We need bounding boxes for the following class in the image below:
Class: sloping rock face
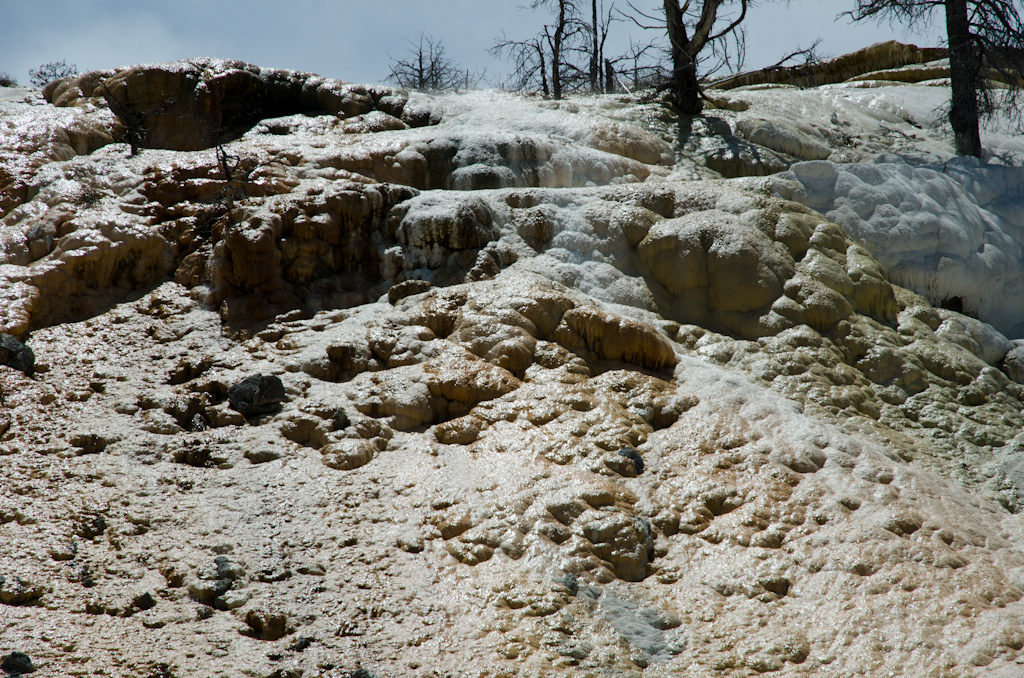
[43,58,409,151]
[4,57,1024,678]
[768,159,1024,337]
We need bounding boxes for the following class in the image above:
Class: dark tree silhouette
[387,33,466,91]
[494,0,587,99]
[537,0,587,99]
[848,0,1024,157]
[663,0,750,113]
[29,60,77,89]
[492,34,552,96]
[586,1,620,91]
[624,1,751,113]
[0,72,18,87]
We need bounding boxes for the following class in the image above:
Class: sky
[1,1,943,88]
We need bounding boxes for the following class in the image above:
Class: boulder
[0,334,34,376]
[227,374,286,417]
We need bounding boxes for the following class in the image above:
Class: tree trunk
[418,47,426,91]
[945,0,982,156]
[665,0,702,114]
[605,58,614,93]
[539,43,550,98]
[552,2,566,100]
[591,0,600,91]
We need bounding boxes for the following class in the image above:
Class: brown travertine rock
[553,306,676,369]
[708,40,947,90]
[45,58,409,152]
[424,349,521,406]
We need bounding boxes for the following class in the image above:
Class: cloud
[2,0,944,88]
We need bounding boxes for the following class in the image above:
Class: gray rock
[1004,345,1024,384]
[228,374,286,417]
[0,334,34,376]
[1,652,34,674]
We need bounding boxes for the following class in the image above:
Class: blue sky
[1,1,941,87]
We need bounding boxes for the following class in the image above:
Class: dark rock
[214,556,246,581]
[73,514,107,539]
[617,447,645,475]
[604,447,645,477]
[228,374,286,417]
[0,334,34,377]
[1,652,34,674]
[288,637,315,653]
[147,663,174,678]
[69,432,116,455]
[350,669,378,678]
[332,409,351,432]
[133,591,157,611]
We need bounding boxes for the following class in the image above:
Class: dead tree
[610,37,665,91]
[495,0,587,99]
[586,1,621,91]
[100,83,152,156]
[625,1,750,113]
[387,33,465,91]
[848,0,1024,158]
[492,34,552,96]
[537,0,587,99]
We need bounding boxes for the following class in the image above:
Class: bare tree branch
[387,32,466,92]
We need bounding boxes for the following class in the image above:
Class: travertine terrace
[3,46,1024,677]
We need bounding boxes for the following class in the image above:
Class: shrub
[29,60,77,89]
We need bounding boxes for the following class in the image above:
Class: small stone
[0,334,34,376]
[331,409,351,432]
[288,636,315,653]
[604,447,644,477]
[69,432,116,455]
[1,652,34,674]
[132,591,157,611]
[214,556,246,581]
[243,608,293,641]
[217,589,251,610]
[227,374,286,417]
